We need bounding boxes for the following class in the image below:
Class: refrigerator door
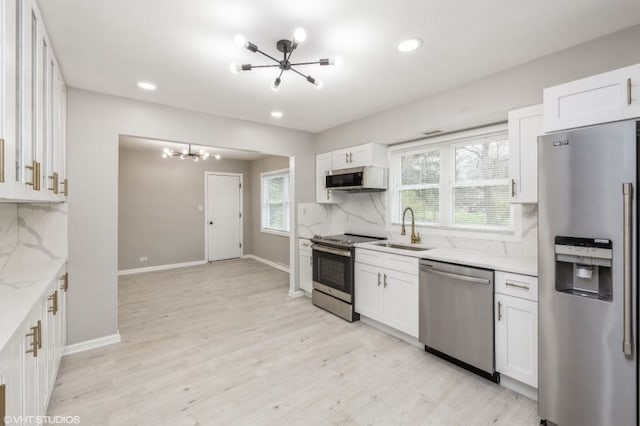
[539,120,638,426]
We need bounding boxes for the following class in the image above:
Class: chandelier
[162,144,220,162]
[230,28,342,91]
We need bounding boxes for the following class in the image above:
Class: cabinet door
[347,144,373,168]
[316,152,342,204]
[56,271,67,364]
[382,269,419,337]
[508,104,542,204]
[55,67,66,198]
[495,293,538,388]
[298,248,313,293]
[354,262,383,321]
[21,313,40,418]
[544,63,640,132]
[330,148,350,170]
[0,333,24,423]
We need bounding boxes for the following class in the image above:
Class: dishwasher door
[419,260,495,378]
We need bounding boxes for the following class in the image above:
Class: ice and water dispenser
[554,237,613,301]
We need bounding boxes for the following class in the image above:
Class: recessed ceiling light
[397,38,423,53]
[137,81,157,91]
[270,111,283,119]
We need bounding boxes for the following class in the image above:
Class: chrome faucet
[401,207,421,244]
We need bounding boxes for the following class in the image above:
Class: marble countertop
[355,241,537,276]
[0,246,66,350]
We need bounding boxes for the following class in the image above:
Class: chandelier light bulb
[271,78,281,92]
[234,34,247,48]
[293,28,307,43]
[334,56,344,67]
[314,79,323,89]
[230,63,240,74]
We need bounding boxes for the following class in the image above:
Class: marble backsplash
[0,202,68,271]
[298,195,538,257]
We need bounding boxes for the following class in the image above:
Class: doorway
[205,172,243,261]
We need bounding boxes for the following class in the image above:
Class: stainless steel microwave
[325,166,388,192]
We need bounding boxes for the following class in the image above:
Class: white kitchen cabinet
[543,63,640,132]
[355,262,383,321]
[0,0,67,202]
[0,265,68,420]
[355,249,419,338]
[495,293,538,388]
[315,152,342,204]
[331,143,388,170]
[508,104,543,204]
[381,269,419,337]
[298,239,313,293]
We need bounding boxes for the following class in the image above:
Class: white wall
[315,25,640,152]
[67,89,314,344]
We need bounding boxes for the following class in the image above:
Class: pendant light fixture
[162,144,220,161]
[230,28,342,91]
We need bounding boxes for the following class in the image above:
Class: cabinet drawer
[298,239,312,251]
[356,248,382,267]
[495,271,538,302]
[384,253,419,275]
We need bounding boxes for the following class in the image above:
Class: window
[261,169,290,235]
[391,128,512,232]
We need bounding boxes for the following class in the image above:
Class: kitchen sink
[373,242,429,251]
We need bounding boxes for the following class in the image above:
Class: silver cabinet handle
[511,178,516,197]
[423,268,490,285]
[498,301,502,321]
[349,152,353,163]
[377,272,381,287]
[628,78,632,105]
[505,281,530,291]
[309,255,312,266]
[623,183,633,356]
[345,153,348,163]
[383,273,388,288]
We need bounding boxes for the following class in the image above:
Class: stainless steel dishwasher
[419,259,498,382]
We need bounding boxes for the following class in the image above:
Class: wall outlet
[139,256,148,262]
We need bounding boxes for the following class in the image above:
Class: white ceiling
[119,136,266,161]
[39,0,640,133]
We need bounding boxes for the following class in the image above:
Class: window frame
[389,124,520,238]
[260,168,290,237]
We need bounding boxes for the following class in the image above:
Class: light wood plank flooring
[48,259,538,425]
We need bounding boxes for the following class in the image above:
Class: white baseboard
[118,260,207,276]
[288,290,306,298]
[64,332,121,356]
[500,374,538,401]
[360,316,424,350]
[242,254,290,273]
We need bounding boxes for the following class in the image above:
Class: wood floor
[48,259,539,425]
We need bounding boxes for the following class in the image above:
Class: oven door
[312,244,354,303]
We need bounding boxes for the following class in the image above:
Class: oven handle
[312,244,352,258]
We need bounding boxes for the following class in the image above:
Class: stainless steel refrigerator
[539,120,639,426]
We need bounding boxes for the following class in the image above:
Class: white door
[495,293,538,388]
[206,174,242,261]
[382,269,419,337]
[354,262,383,322]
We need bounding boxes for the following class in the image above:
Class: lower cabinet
[0,266,68,422]
[495,292,538,388]
[298,239,313,293]
[355,261,418,337]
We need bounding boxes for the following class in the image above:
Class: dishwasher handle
[421,267,491,285]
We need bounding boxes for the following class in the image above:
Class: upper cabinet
[316,143,387,204]
[0,0,67,202]
[331,143,388,170]
[508,104,543,204]
[543,63,640,133]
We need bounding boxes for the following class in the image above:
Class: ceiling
[119,136,266,161]
[39,0,640,133]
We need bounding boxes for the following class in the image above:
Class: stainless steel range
[310,233,383,322]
